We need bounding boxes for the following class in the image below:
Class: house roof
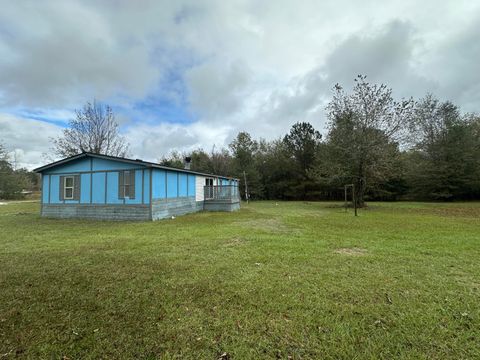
[34,152,239,180]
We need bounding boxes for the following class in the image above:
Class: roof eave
[34,152,240,180]
[33,153,88,173]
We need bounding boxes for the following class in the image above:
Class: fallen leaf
[385,293,393,304]
[218,352,230,360]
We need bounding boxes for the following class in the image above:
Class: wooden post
[352,183,357,217]
[344,183,357,216]
[243,170,249,204]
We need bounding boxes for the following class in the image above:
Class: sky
[1,0,480,169]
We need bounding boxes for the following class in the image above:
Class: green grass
[1,201,479,359]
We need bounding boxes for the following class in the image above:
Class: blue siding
[42,175,49,203]
[188,174,195,197]
[80,173,90,203]
[125,170,143,204]
[143,169,150,204]
[50,175,61,203]
[152,169,166,199]
[92,172,106,204]
[39,154,236,211]
[41,168,151,205]
[64,199,79,204]
[167,171,178,198]
[152,171,195,199]
[179,173,188,197]
[45,158,91,174]
[106,172,122,204]
[45,157,145,174]
[92,157,141,171]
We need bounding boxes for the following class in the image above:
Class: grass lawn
[1,201,479,359]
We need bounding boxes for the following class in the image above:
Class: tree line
[160,76,480,205]
[41,76,480,205]
[0,144,39,199]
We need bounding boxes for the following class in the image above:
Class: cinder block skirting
[151,197,203,220]
[41,204,151,221]
[41,198,239,221]
[204,200,240,212]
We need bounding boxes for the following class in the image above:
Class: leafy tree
[229,132,263,199]
[209,146,233,178]
[158,150,184,169]
[52,100,129,158]
[283,122,322,177]
[0,143,27,199]
[315,76,414,206]
[158,149,214,173]
[280,122,323,199]
[406,96,480,200]
[256,139,298,199]
[188,149,216,173]
[159,147,234,177]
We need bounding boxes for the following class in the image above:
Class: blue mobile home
[34,153,240,221]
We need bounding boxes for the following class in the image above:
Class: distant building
[34,153,240,221]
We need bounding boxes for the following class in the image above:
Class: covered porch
[203,185,241,211]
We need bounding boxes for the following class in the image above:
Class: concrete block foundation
[41,204,150,221]
[151,197,203,220]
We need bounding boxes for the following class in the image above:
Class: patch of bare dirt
[235,218,292,233]
[224,236,246,247]
[427,207,480,218]
[334,247,368,256]
[401,206,480,218]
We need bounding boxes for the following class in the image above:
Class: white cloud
[1,0,480,169]
[185,60,252,118]
[0,1,160,107]
[0,114,62,169]
[124,121,232,162]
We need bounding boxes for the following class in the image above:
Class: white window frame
[64,176,74,200]
[123,170,131,198]
[205,178,214,200]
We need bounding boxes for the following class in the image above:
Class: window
[60,175,80,201]
[119,170,135,199]
[123,170,131,198]
[205,178,214,199]
[205,178,214,187]
[64,176,74,200]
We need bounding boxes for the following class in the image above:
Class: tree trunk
[355,160,367,207]
[355,177,367,208]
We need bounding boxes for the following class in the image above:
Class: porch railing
[204,185,240,202]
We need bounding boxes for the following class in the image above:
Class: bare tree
[51,100,129,158]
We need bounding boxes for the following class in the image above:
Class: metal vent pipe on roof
[184,156,192,170]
